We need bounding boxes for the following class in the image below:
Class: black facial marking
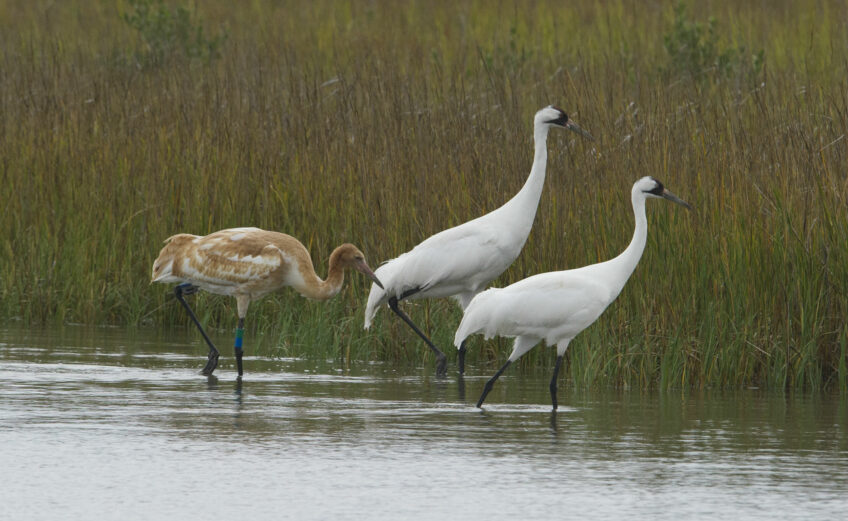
[545,108,569,126]
[644,178,665,196]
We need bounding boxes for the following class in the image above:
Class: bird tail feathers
[364,282,387,329]
[365,257,406,328]
[453,288,502,347]
[453,309,481,348]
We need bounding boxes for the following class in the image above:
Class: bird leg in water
[550,355,564,411]
[174,283,220,375]
[387,295,447,376]
[457,339,468,375]
[476,360,512,408]
[234,317,244,377]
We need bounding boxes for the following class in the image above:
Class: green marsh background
[0,0,846,390]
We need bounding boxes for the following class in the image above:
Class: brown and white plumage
[152,227,379,305]
[151,227,382,376]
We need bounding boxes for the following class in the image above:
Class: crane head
[638,176,692,210]
[536,105,594,141]
[333,244,385,289]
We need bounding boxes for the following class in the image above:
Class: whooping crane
[364,106,593,375]
[454,176,691,409]
[151,227,383,376]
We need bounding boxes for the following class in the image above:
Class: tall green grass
[0,0,846,390]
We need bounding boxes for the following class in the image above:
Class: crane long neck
[608,190,649,291]
[298,256,345,301]
[504,124,550,216]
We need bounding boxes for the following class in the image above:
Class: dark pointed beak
[356,260,384,289]
[565,120,594,141]
[661,189,692,210]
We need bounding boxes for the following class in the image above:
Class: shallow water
[1,326,845,520]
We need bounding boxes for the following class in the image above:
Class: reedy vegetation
[0,0,846,390]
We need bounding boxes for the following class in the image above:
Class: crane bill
[661,189,692,210]
[357,261,385,289]
[566,120,594,141]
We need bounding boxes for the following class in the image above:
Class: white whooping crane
[151,227,383,376]
[454,176,691,409]
[364,106,593,375]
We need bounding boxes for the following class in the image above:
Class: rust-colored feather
[151,227,369,301]
[151,227,381,376]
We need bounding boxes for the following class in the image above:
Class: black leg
[388,296,447,376]
[200,356,219,376]
[476,360,512,408]
[457,374,466,401]
[174,284,219,375]
[458,339,468,375]
[550,355,564,411]
[234,317,245,377]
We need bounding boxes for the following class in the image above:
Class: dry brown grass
[1,0,846,389]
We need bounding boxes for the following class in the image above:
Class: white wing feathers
[364,216,521,328]
[454,271,613,347]
[400,216,520,294]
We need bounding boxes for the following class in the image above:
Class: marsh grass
[0,0,846,390]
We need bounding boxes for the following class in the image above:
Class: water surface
[1,326,845,520]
